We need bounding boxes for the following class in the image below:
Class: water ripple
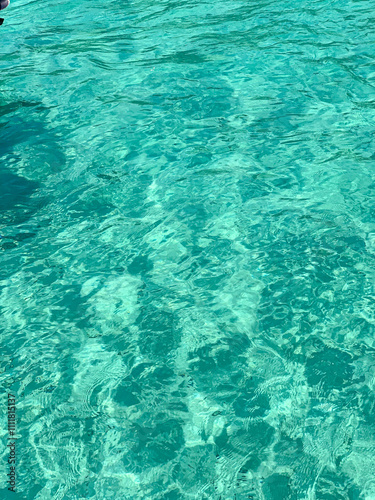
[1,0,375,498]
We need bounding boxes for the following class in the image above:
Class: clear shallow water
[1,0,375,498]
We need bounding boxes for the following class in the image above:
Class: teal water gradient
[1,0,375,498]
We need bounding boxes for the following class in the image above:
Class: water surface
[1,0,375,498]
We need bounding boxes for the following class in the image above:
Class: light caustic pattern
[1,0,375,498]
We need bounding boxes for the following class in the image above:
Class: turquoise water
[1,0,375,498]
